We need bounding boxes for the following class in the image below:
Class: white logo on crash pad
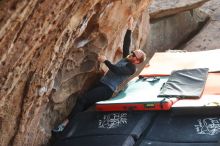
[98,113,127,129]
[195,118,220,135]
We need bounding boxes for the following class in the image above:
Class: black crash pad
[140,112,220,145]
[171,106,220,116]
[54,135,135,146]
[59,111,155,140]
[158,68,209,98]
[139,140,220,146]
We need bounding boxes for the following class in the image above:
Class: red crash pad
[140,49,220,77]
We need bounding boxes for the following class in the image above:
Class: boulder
[184,0,220,51]
[146,0,209,52]
[149,0,210,20]
[0,0,151,145]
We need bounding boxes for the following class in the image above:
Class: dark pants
[67,82,113,120]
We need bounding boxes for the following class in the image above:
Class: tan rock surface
[146,0,210,52]
[0,0,151,146]
[150,0,210,20]
[147,9,208,52]
[184,0,220,51]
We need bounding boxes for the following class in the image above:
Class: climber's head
[127,49,146,64]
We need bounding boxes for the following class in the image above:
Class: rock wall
[0,0,152,146]
[147,9,209,52]
[149,0,209,20]
[146,0,210,52]
[184,0,220,51]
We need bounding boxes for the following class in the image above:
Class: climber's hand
[98,55,107,63]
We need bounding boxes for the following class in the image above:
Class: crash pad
[140,49,220,77]
[141,112,220,145]
[172,95,220,107]
[158,68,208,99]
[53,135,135,146]
[96,77,178,111]
[202,73,220,95]
[58,111,155,140]
[172,73,220,109]
[139,140,219,146]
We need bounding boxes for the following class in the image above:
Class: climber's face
[127,52,140,64]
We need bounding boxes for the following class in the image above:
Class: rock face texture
[0,0,151,146]
[149,0,209,20]
[147,9,209,52]
[184,0,220,51]
[146,0,209,52]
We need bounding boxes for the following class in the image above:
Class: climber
[52,17,146,133]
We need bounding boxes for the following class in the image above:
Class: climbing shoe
[52,123,66,133]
